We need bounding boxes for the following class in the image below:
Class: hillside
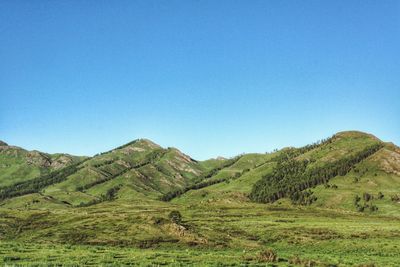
[0,138,229,207]
[0,131,399,266]
[0,141,85,187]
[172,132,398,207]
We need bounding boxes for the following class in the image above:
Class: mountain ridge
[2,130,398,208]
[1,130,400,266]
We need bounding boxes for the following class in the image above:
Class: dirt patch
[373,148,400,175]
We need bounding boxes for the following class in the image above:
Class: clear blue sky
[1,1,399,160]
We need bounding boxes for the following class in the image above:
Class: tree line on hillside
[198,157,242,181]
[273,136,333,162]
[160,177,228,201]
[0,158,90,201]
[93,140,141,157]
[77,149,167,191]
[160,156,242,201]
[250,143,383,203]
[289,189,318,205]
[91,159,116,168]
[77,185,122,207]
[160,136,335,202]
[0,148,168,202]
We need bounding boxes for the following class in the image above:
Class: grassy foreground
[1,200,399,266]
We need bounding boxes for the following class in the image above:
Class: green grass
[40,140,213,205]
[1,200,399,266]
[0,145,84,187]
[0,152,45,187]
[0,242,261,266]
[1,131,400,266]
[311,147,400,216]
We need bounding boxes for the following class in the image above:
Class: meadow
[1,199,399,266]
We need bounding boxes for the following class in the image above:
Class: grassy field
[1,198,399,266]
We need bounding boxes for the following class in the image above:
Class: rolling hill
[0,141,85,187]
[0,131,399,266]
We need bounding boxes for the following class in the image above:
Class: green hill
[172,131,399,210]
[0,138,227,206]
[0,141,85,187]
[0,131,399,266]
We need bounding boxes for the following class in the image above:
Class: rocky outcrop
[26,151,52,167]
[50,155,75,169]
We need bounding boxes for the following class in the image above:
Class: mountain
[0,138,228,206]
[172,131,400,215]
[0,131,399,266]
[39,138,220,206]
[0,141,85,187]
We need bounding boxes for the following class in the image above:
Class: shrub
[257,248,277,262]
[3,256,21,261]
[391,194,400,202]
[152,216,166,225]
[168,211,182,224]
[377,192,384,199]
[363,192,373,202]
[354,195,361,205]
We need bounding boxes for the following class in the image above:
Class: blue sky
[1,1,399,160]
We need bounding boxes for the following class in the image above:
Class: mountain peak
[333,130,381,141]
[112,138,162,152]
[132,138,161,149]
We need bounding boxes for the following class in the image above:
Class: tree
[354,195,361,205]
[168,211,182,224]
[250,143,382,203]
